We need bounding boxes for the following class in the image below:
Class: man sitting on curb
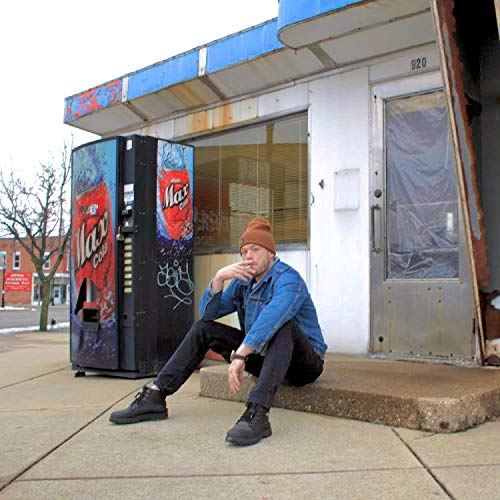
[110,217,327,446]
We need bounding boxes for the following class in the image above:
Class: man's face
[240,243,274,281]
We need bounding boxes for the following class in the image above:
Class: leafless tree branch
[0,141,72,330]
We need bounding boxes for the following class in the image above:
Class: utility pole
[0,251,6,308]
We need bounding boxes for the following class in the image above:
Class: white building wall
[308,68,370,353]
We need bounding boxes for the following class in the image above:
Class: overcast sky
[0,0,278,178]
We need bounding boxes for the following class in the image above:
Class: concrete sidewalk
[1,332,500,499]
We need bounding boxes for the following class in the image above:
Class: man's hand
[211,260,254,293]
[228,359,246,394]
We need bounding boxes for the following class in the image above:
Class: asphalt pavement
[0,305,69,331]
[1,328,500,499]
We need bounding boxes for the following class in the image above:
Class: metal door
[370,73,475,361]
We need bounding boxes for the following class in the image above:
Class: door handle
[371,204,381,254]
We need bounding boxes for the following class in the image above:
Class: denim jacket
[199,258,327,357]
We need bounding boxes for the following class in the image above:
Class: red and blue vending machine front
[70,135,194,377]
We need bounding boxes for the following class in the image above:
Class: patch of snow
[0,306,34,311]
[0,322,69,335]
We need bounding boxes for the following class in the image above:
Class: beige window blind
[190,113,308,254]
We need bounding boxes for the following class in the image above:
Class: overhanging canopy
[64,0,433,136]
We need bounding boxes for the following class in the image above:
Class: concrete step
[199,354,500,433]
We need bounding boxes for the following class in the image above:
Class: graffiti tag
[157,260,194,309]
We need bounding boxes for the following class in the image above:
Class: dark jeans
[153,320,324,409]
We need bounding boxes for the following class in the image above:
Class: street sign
[0,251,6,270]
[4,272,32,292]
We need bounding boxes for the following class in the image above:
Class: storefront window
[385,92,459,279]
[189,113,308,253]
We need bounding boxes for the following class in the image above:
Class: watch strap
[230,350,247,363]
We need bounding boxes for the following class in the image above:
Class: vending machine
[70,135,194,378]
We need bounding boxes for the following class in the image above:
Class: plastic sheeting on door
[386,91,459,279]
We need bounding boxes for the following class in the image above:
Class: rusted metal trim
[430,0,487,361]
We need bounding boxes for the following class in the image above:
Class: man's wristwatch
[230,350,247,363]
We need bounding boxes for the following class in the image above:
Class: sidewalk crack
[0,367,67,391]
[392,427,455,499]
[12,466,426,482]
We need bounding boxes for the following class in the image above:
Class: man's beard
[253,259,271,281]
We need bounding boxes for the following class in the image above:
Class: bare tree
[0,142,71,330]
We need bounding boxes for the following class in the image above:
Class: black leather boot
[225,403,272,446]
[109,386,168,424]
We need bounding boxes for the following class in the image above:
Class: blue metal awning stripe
[206,19,284,73]
[127,50,200,101]
[277,0,367,34]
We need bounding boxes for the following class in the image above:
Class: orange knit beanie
[239,217,276,254]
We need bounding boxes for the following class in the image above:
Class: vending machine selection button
[124,266,132,272]
[124,252,132,258]
[124,259,132,265]
[124,287,132,294]
[124,280,132,286]
[124,274,132,279]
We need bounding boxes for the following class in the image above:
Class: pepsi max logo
[163,183,189,210]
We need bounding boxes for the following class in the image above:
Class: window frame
[43,252,51,270]
[13,251,21,270]
[187,111,310,255]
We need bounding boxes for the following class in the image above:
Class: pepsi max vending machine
[70,135,194,378]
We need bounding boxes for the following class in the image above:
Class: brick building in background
[0,237,69,306]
